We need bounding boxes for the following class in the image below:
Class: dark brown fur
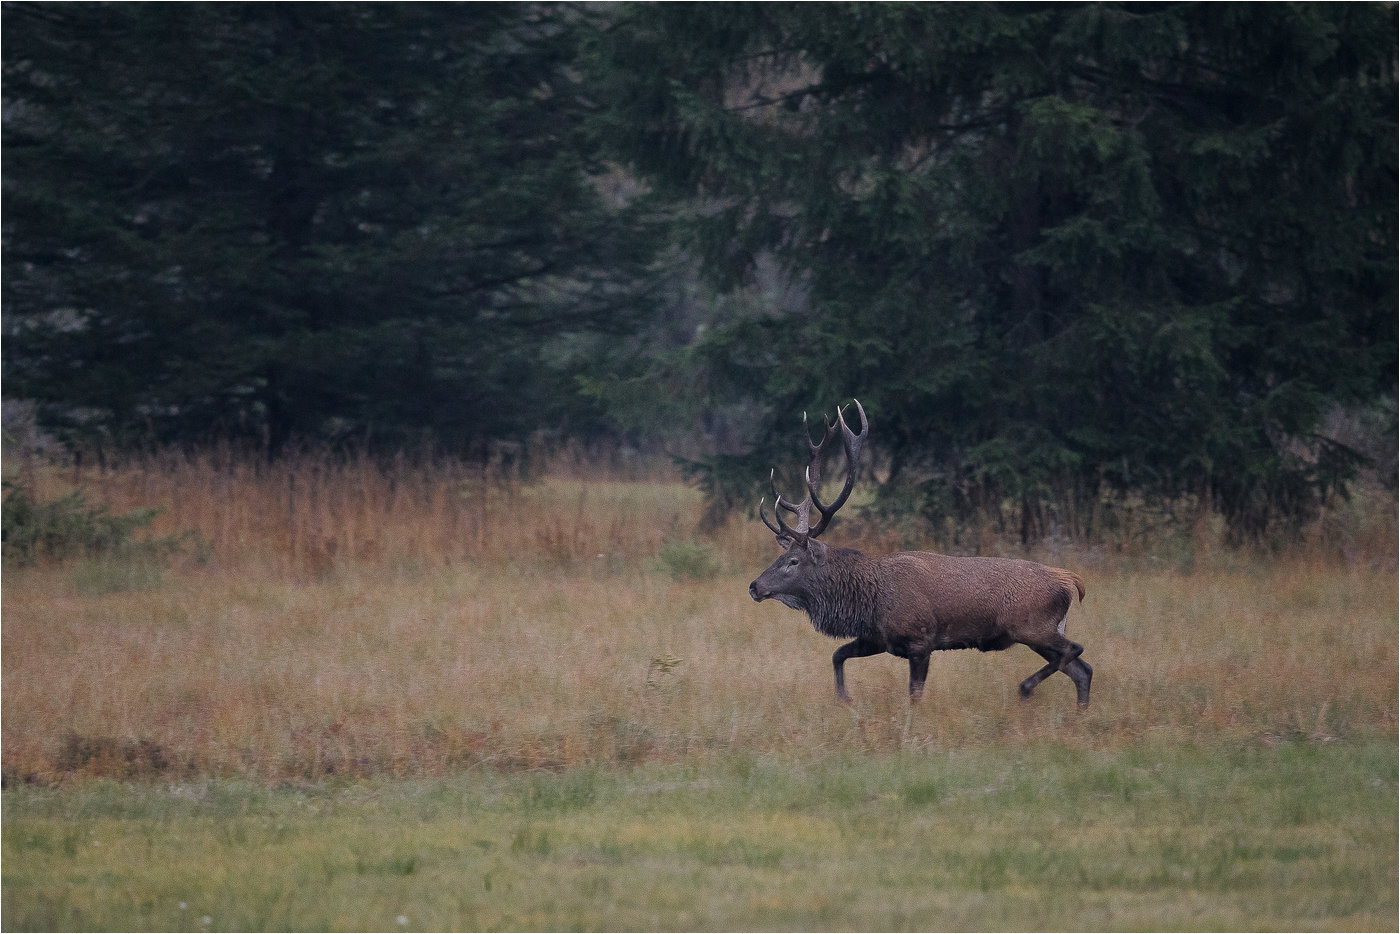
[749,538,1092,706]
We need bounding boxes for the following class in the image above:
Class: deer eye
[787,557,800,567]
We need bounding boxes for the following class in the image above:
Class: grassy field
[4,743,1395,931]
[2,455,1397,929]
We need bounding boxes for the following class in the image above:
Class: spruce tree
[592,2,1397,538]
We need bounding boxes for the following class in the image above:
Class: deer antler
[759,400,868,543]
[807,400,867,537]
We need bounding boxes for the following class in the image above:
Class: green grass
[4,740,1395,931]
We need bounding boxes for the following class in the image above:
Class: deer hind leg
[1019,637,1092,708]
[832,638,884,704]
[1068,656,1093,708]
[1046,634,1091,707]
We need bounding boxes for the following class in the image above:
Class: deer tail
[1051,568,1086,603]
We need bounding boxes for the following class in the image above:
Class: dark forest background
[4,2,1395,543]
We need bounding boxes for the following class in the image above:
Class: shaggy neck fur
[800,549,877,640]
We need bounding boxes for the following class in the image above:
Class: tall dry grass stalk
[16,448,707,576]
[2,453,1396,784]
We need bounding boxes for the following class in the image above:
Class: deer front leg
[832,638,884,703]
[1019,646,1060,699]
[908,653,931,703]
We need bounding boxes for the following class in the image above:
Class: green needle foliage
[590,3,1397,541]
[3,3,663,455]
[0,480,171,565]
[4,3,1394,545]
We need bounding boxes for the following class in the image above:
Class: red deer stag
[748,401,1093,707]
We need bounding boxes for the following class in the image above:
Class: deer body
[748,401,1093,707]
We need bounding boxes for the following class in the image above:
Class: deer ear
[807,538,829,565]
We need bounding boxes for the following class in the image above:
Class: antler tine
[803,410,837,459]
[803,409,837,498]
[766,470,806,541]
[807,399,868,538]
[757,497,784,537]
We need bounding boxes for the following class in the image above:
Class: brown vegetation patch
[2,733,191,785]
[1,460,1395,785]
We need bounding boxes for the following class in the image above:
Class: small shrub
[1,481,185,566]
[654,540,722,581]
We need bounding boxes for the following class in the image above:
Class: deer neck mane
[802,547,876,640]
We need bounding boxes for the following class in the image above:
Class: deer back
[871,552,1082,643]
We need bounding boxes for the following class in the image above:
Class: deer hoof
[1018,681,1036,700]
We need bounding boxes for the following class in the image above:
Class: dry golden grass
[14,446,698,573]
[2,454,1396,783]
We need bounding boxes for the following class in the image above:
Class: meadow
[2,451,1397,930]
